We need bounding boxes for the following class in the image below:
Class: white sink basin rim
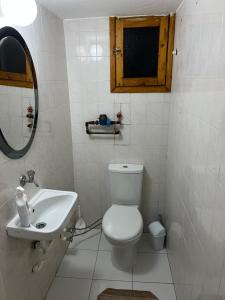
[7,189,78,241]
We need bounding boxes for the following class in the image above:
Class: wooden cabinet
[110,15,175,93]
[0,36,34,88]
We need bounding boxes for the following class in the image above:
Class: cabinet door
[115,16,169,88]
[0,36,34,88]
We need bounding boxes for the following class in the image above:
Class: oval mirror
[0,27,38,159]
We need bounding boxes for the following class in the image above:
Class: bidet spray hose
[69,217,103,231]
[70,222,102,237]
[65,217,103,240]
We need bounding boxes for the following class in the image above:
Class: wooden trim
[119,77,159,86]
[115,18,124,87]
[26,55,34,84]
[0,71,27,82]
[109,15,176,93]
[122,16,161,27]
[157,16,169,85]
[165,15,176,91]
[0,49,34,89]
[110,17,116,92]
[115,16,169,87]
[111,85,170,93]
[0,80,33,88]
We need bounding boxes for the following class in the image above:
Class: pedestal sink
[6,189,78,241]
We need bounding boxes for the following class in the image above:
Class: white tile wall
[166,0,225,299]
[0,4,74,300]
[64,17,170,228]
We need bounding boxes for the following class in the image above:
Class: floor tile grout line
[71,249,168,255]
[70,249,167,254]
[56,274,173,285]
[68,249,100,253]
[97,249,167,254]
[90,279,133,283]
[133,280,174,284]
[88,278,94,300]
[137,251,168,255]
[137,251,168,254]
[56,274,134,282]
[133,280,176,285]
[166,252,175,285]
[132,263,134,290]
[88,230,103,300]
[92,277,133,283]
[55,274,93,280]
[97,230,103,251]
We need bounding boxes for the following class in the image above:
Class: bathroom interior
[0,0,224,299]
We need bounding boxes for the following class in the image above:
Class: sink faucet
[19,170,39,187]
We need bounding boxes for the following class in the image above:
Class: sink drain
[36,222,47,229]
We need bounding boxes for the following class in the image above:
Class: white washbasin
[7,189,78,241]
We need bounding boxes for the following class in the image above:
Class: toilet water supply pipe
[64,217,103,241]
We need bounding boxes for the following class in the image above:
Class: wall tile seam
[173,183,213,255]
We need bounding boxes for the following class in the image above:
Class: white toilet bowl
[103,204,143,270]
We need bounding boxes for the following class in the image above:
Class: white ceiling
[37,0,182,20]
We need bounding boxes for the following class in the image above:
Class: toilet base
[111,245,136,271]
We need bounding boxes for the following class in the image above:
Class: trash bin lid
[148,221,166,237]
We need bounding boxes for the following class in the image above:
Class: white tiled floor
[94,251,132,281]
[46,230,176,300]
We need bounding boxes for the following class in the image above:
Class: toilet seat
[103,205,143,242]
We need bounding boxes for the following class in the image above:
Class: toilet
[102,164,144,270]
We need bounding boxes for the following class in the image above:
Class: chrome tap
[19,170,39,187]
[27,170,39,187]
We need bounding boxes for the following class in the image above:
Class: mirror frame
[0,26,38,159]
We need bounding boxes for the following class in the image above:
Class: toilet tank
[108,164,144,206]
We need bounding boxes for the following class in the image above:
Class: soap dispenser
[16,186,30,227]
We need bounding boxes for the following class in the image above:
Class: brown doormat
[97,289,159,300]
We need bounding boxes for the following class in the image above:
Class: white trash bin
[148,221,166,251]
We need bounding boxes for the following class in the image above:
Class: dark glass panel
[123,26,160,78]
[0,36,26,74]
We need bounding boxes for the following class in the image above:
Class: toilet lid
[103,205,143,241]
